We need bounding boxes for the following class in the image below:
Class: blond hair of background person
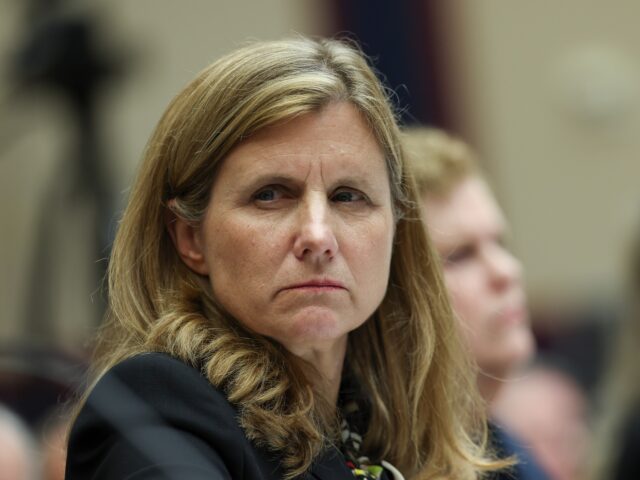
[65,38,509,480]
[403,127,549,480]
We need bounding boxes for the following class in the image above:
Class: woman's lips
[497,304,528,326]
[279,279,346,293]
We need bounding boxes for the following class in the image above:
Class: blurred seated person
[589,220,640,480]
[0,403,39,480]
[492,362,590,480]
[403,127,549,480]
[65,38,510,480]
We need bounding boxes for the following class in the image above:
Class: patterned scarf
[338,379,404,480]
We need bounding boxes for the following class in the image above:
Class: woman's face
[423,176,534,378]
[191,102,395,356]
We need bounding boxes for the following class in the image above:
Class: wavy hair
[79,37,502,479]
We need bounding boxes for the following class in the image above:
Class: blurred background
[1,1,639,479]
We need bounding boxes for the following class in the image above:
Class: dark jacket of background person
[488,423,551,480]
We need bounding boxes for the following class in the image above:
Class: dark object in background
[533,304,614,398]
[0,345,86,428]
[329,0,454,128]
[10,0,126,340]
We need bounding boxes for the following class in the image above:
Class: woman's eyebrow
[327,175,386,193]
[230,174,301,196]
[230,171,387,197]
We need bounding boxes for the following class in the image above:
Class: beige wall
[442,1,640,310]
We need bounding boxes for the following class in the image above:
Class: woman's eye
[445,245,474,265]
[253,186,283,203]
[331,189,366,203]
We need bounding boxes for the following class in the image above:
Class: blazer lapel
[306,446,353,480]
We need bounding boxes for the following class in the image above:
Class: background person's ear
[165,201,209,275]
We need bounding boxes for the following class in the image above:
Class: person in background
[588,221,640,480]
[0,403,39,480]
[492,362,591,480]
[403,127,549,480]
[65,38,509,479]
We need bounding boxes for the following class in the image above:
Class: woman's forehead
[215,103,387,181]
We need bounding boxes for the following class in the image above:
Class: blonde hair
[402,127,480,198]
[80,37,501,479]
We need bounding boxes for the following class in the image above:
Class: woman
[401,128,535,402]
[402,127,550,480]
[66,37,502,479]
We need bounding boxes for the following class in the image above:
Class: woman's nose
[292,195,339,263]
[486,245,522,289]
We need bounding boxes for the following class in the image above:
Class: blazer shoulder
[110,352,210,389]
[87,352,239,432]
[68,353,273,479]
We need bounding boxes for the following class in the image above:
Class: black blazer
[66,353,357,479]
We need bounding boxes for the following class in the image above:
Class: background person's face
[197,102,395,356]
[423,176,534,377]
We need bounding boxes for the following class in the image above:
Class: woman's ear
[165,200,209,275]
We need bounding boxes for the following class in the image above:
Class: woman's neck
[289,335,348,405]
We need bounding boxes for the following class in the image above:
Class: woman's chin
[272,310,360,355]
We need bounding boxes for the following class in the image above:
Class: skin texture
[423,176,534,399]
[171,102,395,402]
